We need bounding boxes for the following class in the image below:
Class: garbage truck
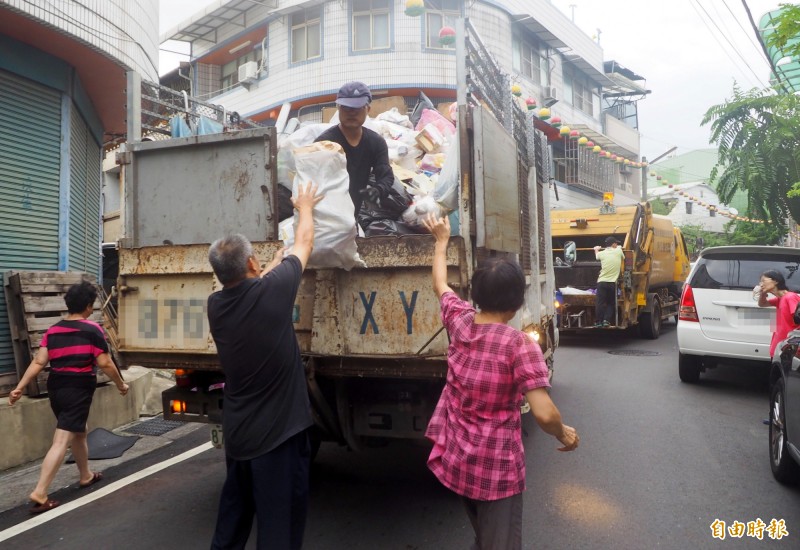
[111,20,557,452]
[550,199,690,339]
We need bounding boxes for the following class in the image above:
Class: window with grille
[353,0,390,51]
[564,65,600,118]
[220,50,262,92]
[291,8,322,63]
[425,0,460,50]
[512,35,546,85]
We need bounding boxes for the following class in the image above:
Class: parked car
[769,331,800,484]
[677,245,800,383]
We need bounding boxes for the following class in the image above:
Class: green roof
[647,148,748,212]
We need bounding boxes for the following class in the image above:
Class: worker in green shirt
[593,236,625,327]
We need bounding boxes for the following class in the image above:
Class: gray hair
[208,234,254,285]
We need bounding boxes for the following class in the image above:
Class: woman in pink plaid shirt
[423,214,579,550]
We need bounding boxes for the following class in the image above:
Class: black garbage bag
[358,176,413,232]
[277,184,294,222]
[364,219,428,237]
[410,91,436,128]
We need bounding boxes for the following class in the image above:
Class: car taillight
[679,284,699,322]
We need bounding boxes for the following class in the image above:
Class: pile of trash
[278,94,460,270]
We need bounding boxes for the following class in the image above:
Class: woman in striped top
[8,281,129,514]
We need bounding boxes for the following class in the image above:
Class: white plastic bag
[401,195,443,226]
[277,123,333,189]
[432,137,459,212]
[377,107,413,128]
[287,142,366,270]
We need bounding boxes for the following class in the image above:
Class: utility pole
[641,146,678,202]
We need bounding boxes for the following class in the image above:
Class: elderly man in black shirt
[315,81,394,219]
[207,182,323,550]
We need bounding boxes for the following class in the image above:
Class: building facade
[648,182,732,233]
[0,0,160,388]
[162,0,648,207]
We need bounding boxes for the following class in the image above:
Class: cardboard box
[415,123,445,153]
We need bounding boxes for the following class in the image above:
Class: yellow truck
[551,201,690,339]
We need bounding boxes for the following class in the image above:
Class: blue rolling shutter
[68,105,101,275]
[0,70,62,375]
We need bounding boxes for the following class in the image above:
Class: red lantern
[439,26,456,46]
[525,97,537,110]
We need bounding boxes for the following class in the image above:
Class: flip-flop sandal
[29,499,61,514]
[79,472,103,488]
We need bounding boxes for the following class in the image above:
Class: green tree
[679,220,785,256]
[650,197,675,216]
[722,219,785,245]
[702,86,800,224]
[763,4,800,62]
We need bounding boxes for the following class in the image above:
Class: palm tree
[702,86,800,224]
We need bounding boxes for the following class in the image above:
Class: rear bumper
[677,321,771,363]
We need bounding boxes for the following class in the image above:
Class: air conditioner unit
[543,86,558,107]
[238,61,259,84]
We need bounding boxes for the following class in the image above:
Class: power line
[721,0,772,66]
[740,0,794,94]
[160,47,191,56]
[691,0,769,88]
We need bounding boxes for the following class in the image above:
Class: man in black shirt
[208,182,323,550]
[315,81,394,218]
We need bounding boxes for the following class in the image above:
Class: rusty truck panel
[121,128,278,249]
[116,238,465,369]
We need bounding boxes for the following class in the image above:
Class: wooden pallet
[3,271,100,397]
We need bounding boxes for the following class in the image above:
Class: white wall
[5,0,160,81]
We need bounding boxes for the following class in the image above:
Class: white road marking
[0,441,213,543]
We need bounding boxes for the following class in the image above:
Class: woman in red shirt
[423,214,579,550]
[757,269,800,358]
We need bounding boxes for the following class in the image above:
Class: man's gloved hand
[359,185,381,204]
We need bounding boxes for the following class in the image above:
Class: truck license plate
[211,424,224,449]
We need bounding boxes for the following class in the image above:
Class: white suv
[677,245,800,383]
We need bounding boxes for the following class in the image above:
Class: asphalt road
[1,321,798,549]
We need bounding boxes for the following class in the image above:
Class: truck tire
[678,353,701,383]
[638,301,661,339]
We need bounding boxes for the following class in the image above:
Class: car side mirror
[564,241,577,266]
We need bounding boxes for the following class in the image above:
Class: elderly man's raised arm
[290,181,324,271]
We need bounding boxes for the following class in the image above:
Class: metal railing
[127,73,262,141]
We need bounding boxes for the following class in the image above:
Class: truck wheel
[678,353,701,383]
[638,301,661,339]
